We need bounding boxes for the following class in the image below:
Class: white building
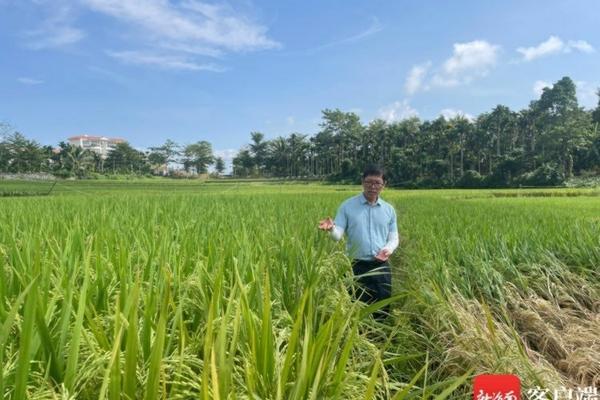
[67,135,125,158]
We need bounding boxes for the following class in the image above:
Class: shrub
[456,170,485,188]
[515,163,565,187]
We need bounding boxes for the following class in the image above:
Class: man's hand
[318,217,334,231]
[374,249,391,262]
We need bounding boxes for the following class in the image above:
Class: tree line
[1,76,599,186]
[233,76,600,187]
[0,128,225,178]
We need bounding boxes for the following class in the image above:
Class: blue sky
[1,0,599,163]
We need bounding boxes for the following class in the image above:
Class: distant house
[67,135,125,158]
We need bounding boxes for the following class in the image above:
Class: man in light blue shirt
[319,165,399,319]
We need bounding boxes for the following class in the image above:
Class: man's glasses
[363,180,384,188]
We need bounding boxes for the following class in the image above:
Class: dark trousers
[351,259,392,319]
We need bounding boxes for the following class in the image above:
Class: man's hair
[362,164,386,181]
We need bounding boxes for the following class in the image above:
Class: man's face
[362,174,385,197]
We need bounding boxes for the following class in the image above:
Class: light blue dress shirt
[333,193,398,260]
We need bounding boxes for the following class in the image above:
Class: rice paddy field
[1,180,599,399]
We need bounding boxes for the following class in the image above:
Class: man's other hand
[374,249,390,262]
[318,217,334,231]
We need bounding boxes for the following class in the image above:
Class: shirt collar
[361,193,381,206]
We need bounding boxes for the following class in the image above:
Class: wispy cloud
[334,16,383,44]
[568,40,595,53]
[17,77,44,85]
[517,36,595,61]
[107,50,226,71]
[157,42,224,58]
[23,3,85,49]
[377,99,419,122]
[405,62,431,95]
[302,16,383,53]
[82,0,279,53]
[25,26,84,49]
[19,0,279,71]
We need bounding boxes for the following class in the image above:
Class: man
[318,165,399,319]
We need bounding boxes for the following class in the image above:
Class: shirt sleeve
[330,203,347,241]
[330,225,344,241]
[381,231,399,253]
[381,207,399,253]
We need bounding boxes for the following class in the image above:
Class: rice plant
[0,182,598,398]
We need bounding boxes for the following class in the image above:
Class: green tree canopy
[182,141,214,174]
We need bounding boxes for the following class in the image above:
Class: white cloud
[107,50,226,71]
[431,40,499,88]
[23,3,85,49]
[377,100,419,122]
[401,41,499,94]
[517,36,563,61]
[214,148,238,161]
[405,62,431,95]
[532,79,598,108]
[442,41,499,75]
[517,36,595,61]
[533,80,551,97]
[439,108,474,121]
[81,0,279,53]
[26,26,85,49]
[20,0,279,72]
[213,148,238,173]
[575,80,599,109]
[567,40,595,54]
[158,42,223,58]
[17,77,44,85]
[286,116,295,126]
